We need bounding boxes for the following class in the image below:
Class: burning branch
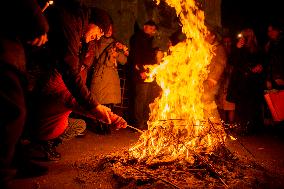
[42,0,53,13]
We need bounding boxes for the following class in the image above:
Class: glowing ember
[129,0,226,163]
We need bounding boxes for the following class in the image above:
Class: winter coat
[227,47,265,103]
[41,1,99,111]
[265,37,284,89]
[128,30,157,83]
[90,37,127,104]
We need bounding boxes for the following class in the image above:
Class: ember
[74,150,279,188]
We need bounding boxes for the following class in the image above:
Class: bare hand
[123,50,129,56]
[109,112,127,129]
[92,104,111,124]
[27,33,48,47]
[275,79,284,86]
[115,42,129,56]
[266,81,272,90]
[140,72,147,80]
[251,64,263,73]
[109,47,118,58]
[236,38,245,48]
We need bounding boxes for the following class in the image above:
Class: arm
[133,34,156,72]
[115,42,128,65]
[116,50,128,65]
[207,44,227,84]
[51,9,99,111]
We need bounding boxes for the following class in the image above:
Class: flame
[129,0,226,163]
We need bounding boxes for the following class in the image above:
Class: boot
[40,139,61,161]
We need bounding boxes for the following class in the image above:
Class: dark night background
[222,0,284,45]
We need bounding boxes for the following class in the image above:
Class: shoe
[76,129,87,138]
[41,140,61,161]
[15,161,48,178]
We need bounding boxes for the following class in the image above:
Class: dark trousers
[0,66,27,183]
[134,81,161,129]
[26,92,72,141]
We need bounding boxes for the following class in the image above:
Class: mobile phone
[237,33,243,39]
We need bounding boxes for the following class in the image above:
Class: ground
[7,124,284,189]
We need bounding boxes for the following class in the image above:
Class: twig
[158,119,184,121]
[193,152,229,188]
[167,125,229,188]
[221,122,256,158]
[126,125,144,133]
[235,138,256,158]
[125,163,182,189]
[208,118,226,146]
[42,1,53,12]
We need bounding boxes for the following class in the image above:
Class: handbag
[264,90,284,121]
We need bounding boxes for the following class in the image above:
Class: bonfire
[129,0,226,164]
[74,0,277,188]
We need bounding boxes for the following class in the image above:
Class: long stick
[42,2,50,12]
[126,125,144,133]
[42,1,53,13]
[221,122,256,158]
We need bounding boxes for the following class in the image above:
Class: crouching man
[26,0,127,161]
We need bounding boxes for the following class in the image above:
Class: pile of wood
[74,146,279,188]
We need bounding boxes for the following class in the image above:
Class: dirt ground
[7,124,284,189]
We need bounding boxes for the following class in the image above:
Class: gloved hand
[109,112,127,129]
[92,104,111,124]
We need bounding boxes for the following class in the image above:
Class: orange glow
[129,0,226,163]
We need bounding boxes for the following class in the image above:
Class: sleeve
[132,35,144,71]
[116,51,127,65]
[132,34,156,72]
[208,44,227,83]
[54,11,99,111]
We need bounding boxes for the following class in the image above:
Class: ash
[73,145,281,189]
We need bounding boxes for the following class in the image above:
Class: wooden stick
[41,2,50,12]
[126,125,144,133]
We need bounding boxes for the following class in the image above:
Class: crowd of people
[218,23,284,135]
[1,0,283,188]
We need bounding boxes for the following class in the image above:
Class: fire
[129,0,226,163]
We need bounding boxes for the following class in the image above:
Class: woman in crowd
[227,28,265,134]
[265,22,284,90]
[88,20,129,134]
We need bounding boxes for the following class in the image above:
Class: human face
[105,25,113,38]
[143,25,156,36]
[268,26,280,41]
[205,31,216,44]
[85,24,104,43]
